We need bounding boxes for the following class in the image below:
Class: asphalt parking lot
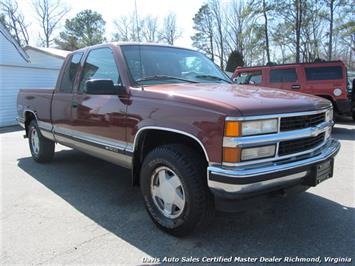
[1,117,354,265]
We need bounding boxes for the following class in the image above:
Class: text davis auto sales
[142,256,352,264]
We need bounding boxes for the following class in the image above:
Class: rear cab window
[59,52,83,93]
[305,66,343,81]
[269,68,297,83]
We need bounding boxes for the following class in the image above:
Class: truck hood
[144,83,332,116]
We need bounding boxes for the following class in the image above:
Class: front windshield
[121,45,231,85]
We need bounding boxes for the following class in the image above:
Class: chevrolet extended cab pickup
[17,43,340,236]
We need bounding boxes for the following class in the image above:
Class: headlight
[333,88,342,96]
[325,109,333,122]
[223,118,278,163]
[241,119,278,136]
[241,145,276,161]
[225,119,278,137]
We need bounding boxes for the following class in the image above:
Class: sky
[17,0,209,48]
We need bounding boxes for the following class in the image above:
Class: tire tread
[28,120,55,163]
[140,144,213,236]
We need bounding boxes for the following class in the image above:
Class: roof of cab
[71,42,197,54]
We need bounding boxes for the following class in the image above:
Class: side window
[79,48,120,92]
[305,66,342,80]
[234,73,247,84]
[249,72,262,84]
[235,71,262,84]
[59,52,83,93]
[270,68,297,83]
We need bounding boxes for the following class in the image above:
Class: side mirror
[86,79,116,95]
[86,79,127,95]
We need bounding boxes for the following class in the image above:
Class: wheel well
[132,129,208,186]
[24,111,36,137]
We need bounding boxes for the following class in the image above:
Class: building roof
[24,46,70,59]
[0,22,30,62]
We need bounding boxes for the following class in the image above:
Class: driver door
[71,47,130,167]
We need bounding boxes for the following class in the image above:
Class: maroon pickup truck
[17,43,340,236]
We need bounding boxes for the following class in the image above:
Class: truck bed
[17,88,54,125]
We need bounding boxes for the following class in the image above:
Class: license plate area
[303,159,334,186]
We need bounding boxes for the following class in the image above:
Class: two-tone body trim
[35,121,133,168]
[22,118,211,169]
[16,116,25,128]
[52,125,131,154]
[36,121,55,141]
[37,121,53,132]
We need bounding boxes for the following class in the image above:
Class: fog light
[241,145,276,161]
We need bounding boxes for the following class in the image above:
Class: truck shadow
[0,125,23,134]
[17,150,354,260]
[332,126,355,141]
[334,115,354,125]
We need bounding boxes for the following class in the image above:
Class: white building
[0,24,69,127]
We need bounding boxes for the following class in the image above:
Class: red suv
[232,61,354,119]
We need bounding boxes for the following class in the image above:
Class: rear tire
[140,144,213,236]
[28,120,55,163]
[352,111,355,121]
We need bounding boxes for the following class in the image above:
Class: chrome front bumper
[208,138,340,198]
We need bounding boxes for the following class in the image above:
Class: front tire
[28,120,55,163]
[140,144,213,236]
[352,111,355,121]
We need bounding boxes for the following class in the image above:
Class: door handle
[292,85,301,89]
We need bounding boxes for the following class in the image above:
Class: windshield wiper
[135,75,198,84]
[195,74,232,83]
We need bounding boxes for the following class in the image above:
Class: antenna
[135,0,144,90]
[134,0,140,42]
[138,44,144,91]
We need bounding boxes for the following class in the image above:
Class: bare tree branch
[141,15,159,42]
[0,0,30,46]
[159,12,181,45]
[32,0,70,47]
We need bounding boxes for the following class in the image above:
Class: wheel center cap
[160,179,176,203]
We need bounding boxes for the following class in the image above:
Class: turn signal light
[223,147,241,163]
[224,121,241,137]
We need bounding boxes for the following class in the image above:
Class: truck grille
[278,133,325,156]
[280,113,325,131]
